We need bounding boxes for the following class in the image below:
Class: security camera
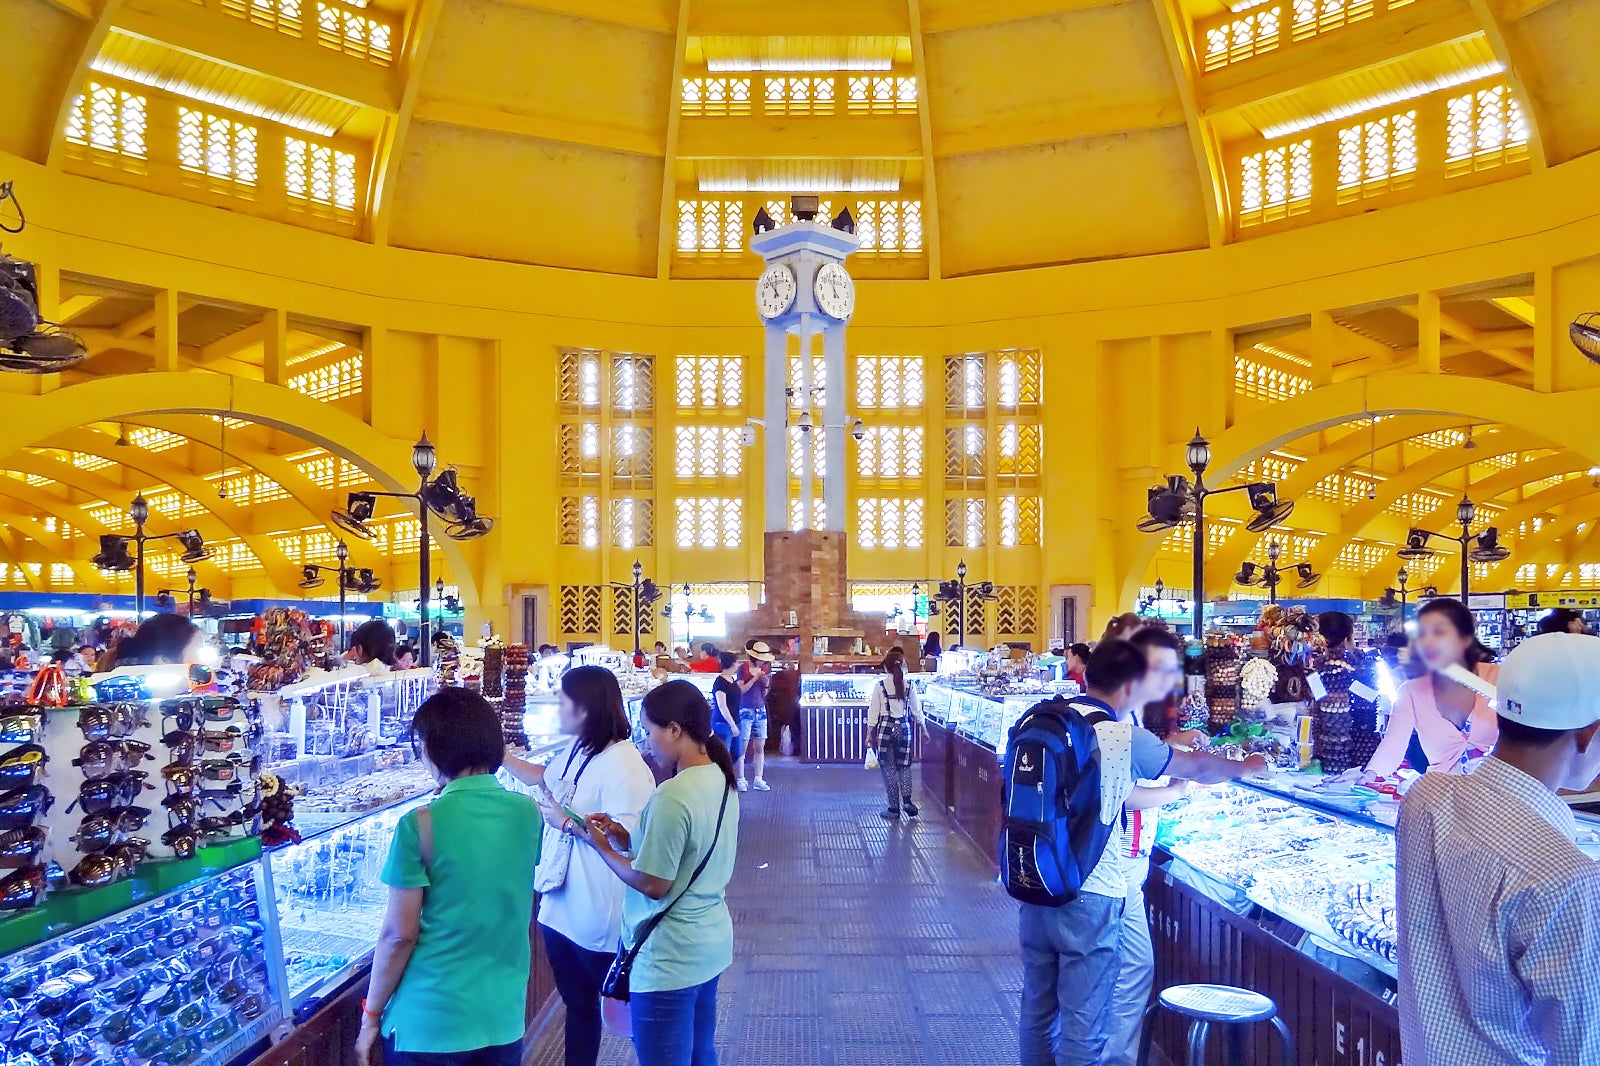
[850,417,865,442]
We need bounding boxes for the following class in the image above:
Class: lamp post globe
[633,559,643,582]
[1185,429,1211,479]
[336,539,348,563]
[1456,495,1476,529]
[412,433,438,480]
[956,559,968,580]
[186,566,197,588]
[130,494,150,526]
[1397,566,1408,587]
[1267,540,1281,564]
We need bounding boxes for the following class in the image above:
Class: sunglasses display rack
[0,857,286,1066]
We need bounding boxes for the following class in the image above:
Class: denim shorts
[739,709,769,741]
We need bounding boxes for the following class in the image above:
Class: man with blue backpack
[1003,640,1266,1066]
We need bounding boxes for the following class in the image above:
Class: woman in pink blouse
[1366,598,1500,777]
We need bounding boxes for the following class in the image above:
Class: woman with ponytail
[582,680,740,1066]
[867,648,927,819]
[1366,598,1500,777]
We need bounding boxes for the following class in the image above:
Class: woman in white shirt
[867,648,927,819]
[503,666,655,1066]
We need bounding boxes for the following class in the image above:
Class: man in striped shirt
[1397,633,1600,1066]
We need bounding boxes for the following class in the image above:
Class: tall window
[558,349,657,549]
[178,109,258,190]
[64,83,148,170]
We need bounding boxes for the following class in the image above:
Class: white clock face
[756,264,798,320]
[814,261,855,320]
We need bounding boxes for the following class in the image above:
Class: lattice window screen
[559,585,604,637]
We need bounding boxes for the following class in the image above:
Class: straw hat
[745,639,776,662]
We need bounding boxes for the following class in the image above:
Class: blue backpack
[1000,697,1116,907]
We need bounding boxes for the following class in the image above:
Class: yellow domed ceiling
[3,0,1597,279]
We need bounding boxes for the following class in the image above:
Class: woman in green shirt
[355,689,543,1066]
[585,680,740,1066]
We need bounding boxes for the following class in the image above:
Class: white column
[823,323,847,531]
[799,316,814,528]
[764,322,789,532]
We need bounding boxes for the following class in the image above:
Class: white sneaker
[753,778,771,791]
[737,778,749,792]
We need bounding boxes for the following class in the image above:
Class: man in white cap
[1396,633,1600,1066]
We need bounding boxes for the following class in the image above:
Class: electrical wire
[0,182,23,234]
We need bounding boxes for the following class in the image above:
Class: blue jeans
[711,720,744,764]
[381,1037,522,1066]
[631,975,719,1066]
[1019,892,1125,1066]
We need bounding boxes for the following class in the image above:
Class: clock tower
[751,196,860,533]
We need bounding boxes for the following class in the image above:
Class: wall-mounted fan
[0,253,86,374]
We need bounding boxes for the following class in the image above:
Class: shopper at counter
[102,612,201,668]
[501,666,655,1066]
[711,651,744,767]
[1366,599,1498,777]
[1064,643,1090,692]
[689,643,722,673]
[356,688,543,1066]
[736,640,776,792]
[1019,641,1268,1066]
[394,644,416,670]
[868,647,927,819]
[347,619,399,677]
[1537,608,1589,635]
[1396,633,1600,1066]
[584,680,740,1066]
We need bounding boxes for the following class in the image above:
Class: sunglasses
[200,725,259,755]
[0,825,48,868]
[160,696,238,731]
[77,702,148,741]
[0,744,47,789]
[161,731,201,766]
[67,771,152,814]
[0,865,48,910]
[0,715,43,745]
[160,826,199,859]
[197,806,256,837]
[199,782,244,809]
[161,764,203,792]
[161,794,203,824]
[75,739,154,780]
[0,785,53,830]
[71,806,152,851]
[198,753,257,782]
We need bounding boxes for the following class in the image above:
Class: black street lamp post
[92,493,209,620]
[1398,495,1509,605]
[1139,430,1296,638]
[1234,539,1322,605]
[299,540,380,653]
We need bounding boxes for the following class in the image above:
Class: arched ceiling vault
[4,0,1598,276]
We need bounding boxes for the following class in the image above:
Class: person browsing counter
[1397,634,1600,1066]
[499,666,655,1066]
[1366,598,1499,778]
[583,681,741,1066]
[346,619,399,677]
[710,652,744,768]
[1065,643,1091,693]
[1019,641,1268,1066]
[868,647,927,819]
[735,640,776,792]
[356,689,543,1066]
[689,643,722,673]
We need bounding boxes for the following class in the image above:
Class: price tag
[1350,680,1379,703]
[1307,673,1328,700]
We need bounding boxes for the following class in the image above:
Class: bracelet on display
[361,998,384,1021]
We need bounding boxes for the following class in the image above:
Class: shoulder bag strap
[416,805,435,874]
[621,784,732,960]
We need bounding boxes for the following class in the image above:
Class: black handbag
[602,784,731,1002]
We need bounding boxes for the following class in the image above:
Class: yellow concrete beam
[1492,295,1536,327]
[1400,301,1535,373]
[117,0,399,113]
[678,117,922,160]
[45,0,127,166]
[908,0,943,279]
[1152,0,1225,249]
[1198,3,1480,117]
[654,0,689,280]
[492,0,676,33]
[1466,0,1546,169]
[371,0,444,247]
[412,97,664,157]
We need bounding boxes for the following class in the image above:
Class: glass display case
[921,681,1049,751]
[798,674,879,706]
[1156,777,1600,987]
[0,861,286,1066]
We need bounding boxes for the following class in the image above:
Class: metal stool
[1136,983,1296,1066]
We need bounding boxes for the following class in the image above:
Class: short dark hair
[410,688,504,777]
[349,620,397,666]
[1539,609,1584,635]
[1068,642,1091,662]
[1319,611,1355,647]
[1495,716,1570,748]
[1085,640,1148,695]
[718,650,738,670]
[1129,628,1185,659]
[560,665,632,756]
[643,680,737,789]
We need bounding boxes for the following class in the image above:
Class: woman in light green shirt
[355,689,543,1066]
[585,680,740,1066]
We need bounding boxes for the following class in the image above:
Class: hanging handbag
[533,745,597,893]
[601,783,731,1004]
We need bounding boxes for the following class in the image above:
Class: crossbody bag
[602,783,731,1003]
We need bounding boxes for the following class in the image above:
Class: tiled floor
[526,759,1022,1065]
